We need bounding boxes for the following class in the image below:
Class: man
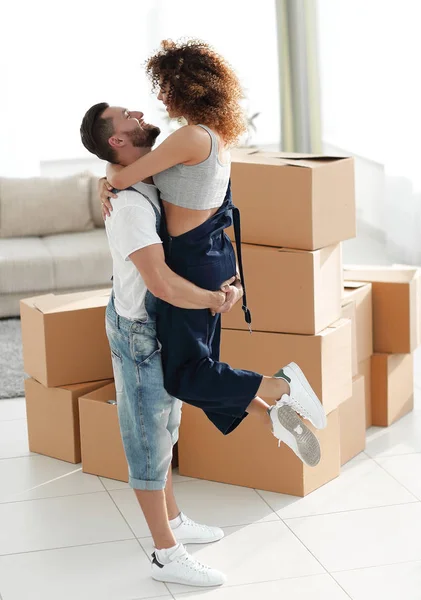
[81,103,241,587]
[80,103,324,587]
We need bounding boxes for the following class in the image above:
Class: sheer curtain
[318,0,421,262]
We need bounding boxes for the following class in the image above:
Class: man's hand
[98,177,117,219]
[215,280,244,314]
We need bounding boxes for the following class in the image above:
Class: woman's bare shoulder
[165,124,210,149]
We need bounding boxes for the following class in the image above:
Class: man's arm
[129,243,227,311]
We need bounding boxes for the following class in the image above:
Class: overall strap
[110,186,161,284]
[232,204,252,333]
[125,186,161,233]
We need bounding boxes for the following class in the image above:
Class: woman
[100,39,325,466]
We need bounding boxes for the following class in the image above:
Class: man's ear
[108,136,125,149]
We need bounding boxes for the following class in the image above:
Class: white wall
[318,0,421,263]
[318,0,421,191]
[0,0,280,175]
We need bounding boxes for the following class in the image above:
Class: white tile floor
[1,379,421,600]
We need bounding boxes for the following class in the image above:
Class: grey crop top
[153,124,230,210]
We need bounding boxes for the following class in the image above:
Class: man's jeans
[105,293,181,490]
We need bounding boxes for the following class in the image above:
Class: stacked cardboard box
[21,289,179,479]
[20,289,114,464]
[344,266,421,426]
[342,282,374,428]
[179,149,357,495]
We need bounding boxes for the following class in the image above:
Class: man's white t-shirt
[105,181,162,320]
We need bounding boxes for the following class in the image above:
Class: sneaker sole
[285,362,327,430]
[152,572,225,587]
[277,404,321,467]
[177,532,225,545]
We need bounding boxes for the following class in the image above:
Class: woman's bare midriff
[162,200,220,237]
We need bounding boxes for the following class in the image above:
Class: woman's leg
[256,376,290,399]
[245,396,271,425]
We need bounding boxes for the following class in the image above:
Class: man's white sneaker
[170,512,224,545]
[151,543,226,587]
[269,397,321,467]
[275,362,327,429]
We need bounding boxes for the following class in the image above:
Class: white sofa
[0,173,112,318]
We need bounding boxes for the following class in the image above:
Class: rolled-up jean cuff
[129,476,167,491]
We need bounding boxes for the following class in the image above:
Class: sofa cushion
[0,174,94,238]
[90,176,105,228]
[0,237,55,294]
[42,229,112,290]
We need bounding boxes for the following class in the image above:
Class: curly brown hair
[145,39,246,146]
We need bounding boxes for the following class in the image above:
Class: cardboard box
[221,319,352,415]
[222,243,342,335]
[24,377,113,463]
[371,353,414,427]
[20,289,113,387]
[227,149,355,250]
[79,383,129,482]
[179,404,340,497]
[339,375,366,465]
[358,357,372,428]
[343,267,421,353]
[343,282,373,363]
[341,299,358,377]
[79,383,179,481]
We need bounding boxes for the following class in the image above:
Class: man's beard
[128,124,161,148]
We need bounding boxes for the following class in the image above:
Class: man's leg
[134,489,176,549]
[164,466,180,521]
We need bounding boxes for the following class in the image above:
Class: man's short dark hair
[80,102,117,163]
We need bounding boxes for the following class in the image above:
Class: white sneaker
[171,512,224,545]
[269,397,321,467]
[151,544,226,587]
[275,362,327,429]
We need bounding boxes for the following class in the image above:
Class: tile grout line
[104,484,175,599]
[371,457,421,502]
[0,488,111,506]
[103,485,140,540]
[252,494,420,521]
[365,448,421,459]
[0,537,136,558]
[134,538,174,600]
[281,519,353,599]
[253,489,283,520]
[131,596,174,600]
[135,516,281,541]
[329,556,421,575]
[281,499,420,522]
[255,486,352,599]
[0,454,35,462]
[171,572,348,597]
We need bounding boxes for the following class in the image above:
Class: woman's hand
[216,280,244,314]
[98,177,117,219]
[209,276,235,316]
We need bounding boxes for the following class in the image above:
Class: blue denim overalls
[157,181,263,435]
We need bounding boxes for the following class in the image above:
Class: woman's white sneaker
[269,397,321,467]
[275,362,327,429]
[152,544,226,587]
[170,512,224,544]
